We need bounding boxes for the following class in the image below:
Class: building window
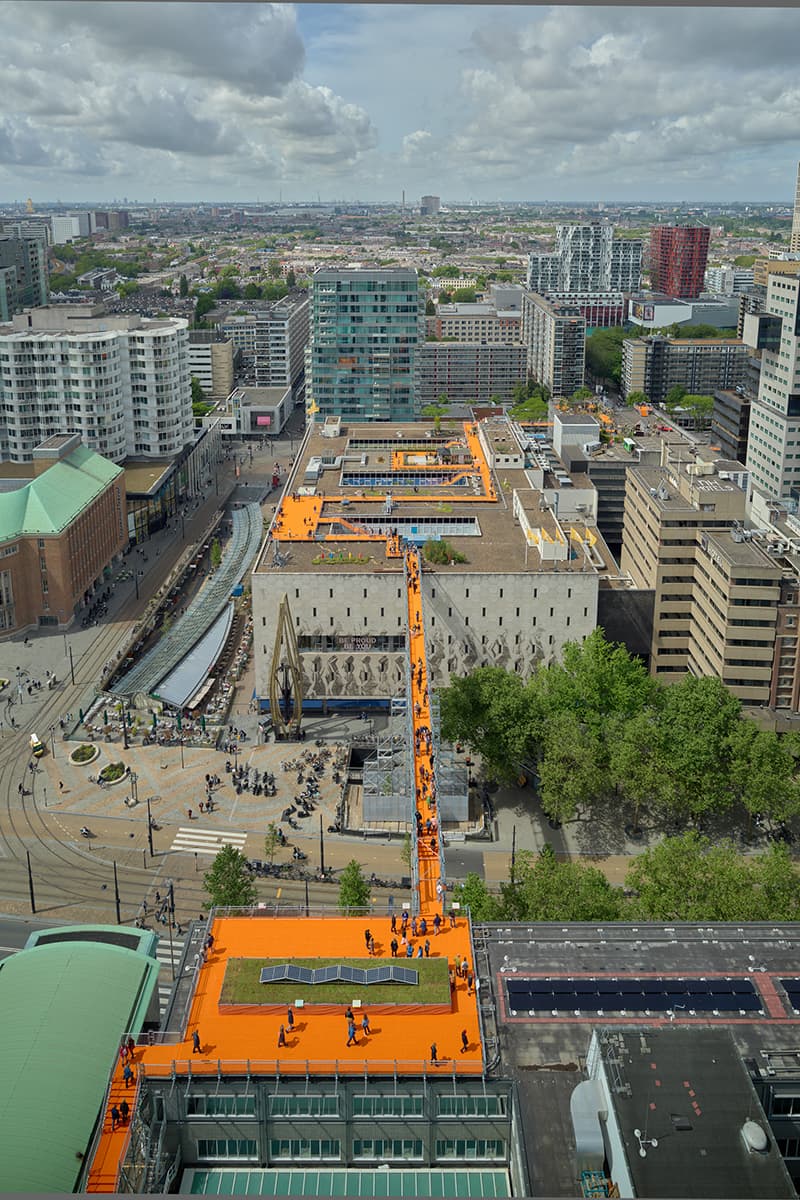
[353,1139,423,1160]
[772,1096,800,1116]
[352,1095,424,1118]
[269,1138,340,1160]
[197,1138,257,1160]
[437,1095,507,1118]
[435,1138,506,1160]
[188,1095,256,1117]
[268,1095,340,1117]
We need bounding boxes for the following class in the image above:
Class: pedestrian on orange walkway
[111,1104,120,1131]
[411,916,418,937]
[461,1030,469,1054]
[347,1021,358,1046]
[430,1042,438,1064]
[401,912,409,934]
[126,1035,135,1060]
[390,914,397,934]
[361,1013,370,1035]
[467,970,474,994]
[345,1006,354,1023]
[192,1030,201,1054]
[278,1024,287,1047]
[390,938,398,957]
[419,917,427,936]
[416,944,423,958]
[449,910,457,929]
[424,939,430,957]
[123,1064,134,1088]
[433,914,441,936]
[119,1043,128,1067]
[406,942,414,958]
[369,936,376,957]
[120,1099,130,1124]
[364,928,372,950]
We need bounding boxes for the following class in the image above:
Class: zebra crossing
[155,934,184,1015]
[168,826,248,856]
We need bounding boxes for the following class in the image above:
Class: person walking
[430,1042,438,1065]
[390,938,398,958]
[411,916,418,937]
[192,1030,201,1054]
[120,1099,130,1124]
[361,1013,370,1036]
[287,1007,294,1031]
[123,1063,134,1088]
[433,913,441,936]
[461,1029,469,1054]
[390,914,397,934]
[467,970,474,994]
[406,942,414,958]
[278,1024,287,1047]
[345,1006,354,1023]
[364,928,372,950]
[346,1020,358,1046]
[424,938,430,958]
[416,944,423,958]
[111,1104,120,1131]
[368,936,376,957]
[449,910,457,929]
[126,1035,135,1060]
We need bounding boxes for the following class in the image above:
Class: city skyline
[1,2,799,205]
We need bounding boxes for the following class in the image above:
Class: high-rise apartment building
[418,342,527,407]
[420,195,441,216]
[187,331,235,401]
[621,335,748,405]
[522,292,586,398]
[554,222,642,292]
[743,273,800,500]
[0,306,192,462]
[217,295,309,395]
[791,161,800,254]
[650,225,710,299]
[307,268,422,421]
[526,252,561,294]
[0,235,48,322]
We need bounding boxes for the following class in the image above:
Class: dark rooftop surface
[599,1027,795,1198]
[481,922,800,1198]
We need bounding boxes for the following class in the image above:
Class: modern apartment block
[649,225,710,299]
[545,291,626,328]
[0,235,48,322]
[187,331,235,400]
[307,269,422,422]
[418,342,527,407]
[527,223,642,295]
[712,388,752,463]
[420,195,441,216]
[705,265,755,296]
[621,335,748,405]
[791,161,800,254]
[743,274,800,501]
[526,251,560,294]
[217,295,309,396]
[0,305,192,462]
[620,455,779,700]
[521,292,586,397]
[428,303,522,345]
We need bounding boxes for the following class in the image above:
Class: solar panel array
[259,964,419,986]
[780,979,800,1012]
[506,976,763,1014]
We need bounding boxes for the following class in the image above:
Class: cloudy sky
[2,2,799,204]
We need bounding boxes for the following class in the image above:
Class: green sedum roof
[0,443,123,541]
[0,936,158,1193]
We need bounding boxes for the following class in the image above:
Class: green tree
[425,298,436,316]
[607,709,669,834]
[440,666,536,784]
[194,293,215,323]
[190,375,205,404]
[179,273,189,298]
[286,269,296,289]
[537,711,608,825]
[656,675,742,823]
[204,844,257,908]
[729,723,800,837]
[264,821,281,865]
[455,872,500,921]
[421,397,449,431]
[451,287,477,303]
[664,385,687,410]
[400,832,412,871]
[210,537,222,569]
[510,380,550,421]
[338,859,371,913]
[504,846,623,922]
[243,282,262,300]
[569,386,594,404]
[267,258,282,278]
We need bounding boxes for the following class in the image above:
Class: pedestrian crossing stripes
[169,827,248,856]
[155,935,184,1015]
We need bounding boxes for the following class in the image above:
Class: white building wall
[252,561,598,701]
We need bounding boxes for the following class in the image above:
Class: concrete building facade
[621,335,748,405]
[0,235,48,322]
[428,304,522,345]
[187,332,235,401]
[0,306,193,463]
[217,295,309,396]
[791,160,800,254]
[521,292,586,398]
[418,342,527,407]
[743,274,800,501]
[307,269,422,422]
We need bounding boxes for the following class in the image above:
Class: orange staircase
[85,1051,140,1192]
[404,547,443,917]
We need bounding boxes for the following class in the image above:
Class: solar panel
[391,967,419,985]
[339,965,359,983]
[730,980,756,995]
[315,966,339,984]
[572,982,599,995]
[260,966,285,984]
[618,982,645,995]
[288,965,315,985]
[685,981,708,995]
[551,981,575,994]
[596,982,622,995]
[371,966,391,983]
[641,980,666,994]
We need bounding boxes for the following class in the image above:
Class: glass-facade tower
[308,269,421,421]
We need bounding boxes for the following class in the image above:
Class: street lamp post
[145,789,154,858]
[122,706,129,750]
[50,726,56,758]
[68,645,76,687]
[180,736,185,770]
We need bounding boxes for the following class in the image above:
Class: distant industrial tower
[791,162,800,254]
[420,195,440,216]
[649,225,710,299]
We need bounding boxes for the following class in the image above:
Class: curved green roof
[0,934,158,1192]
[0,443,122,541]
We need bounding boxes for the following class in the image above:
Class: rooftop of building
[229,385,290,406]
[599,1027,794,1199]
[0,443,123,540]
[256,420,614,577]
[122,459,174,498]
[313,267,418,281]
[702,528,783,572]
[0,931,158,1193]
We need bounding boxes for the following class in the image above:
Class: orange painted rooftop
[141,915,483,1079]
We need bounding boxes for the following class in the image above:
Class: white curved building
[0,305,192,462]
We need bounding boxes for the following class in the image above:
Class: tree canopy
[338,859,371,913]
[204,845,257,908]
